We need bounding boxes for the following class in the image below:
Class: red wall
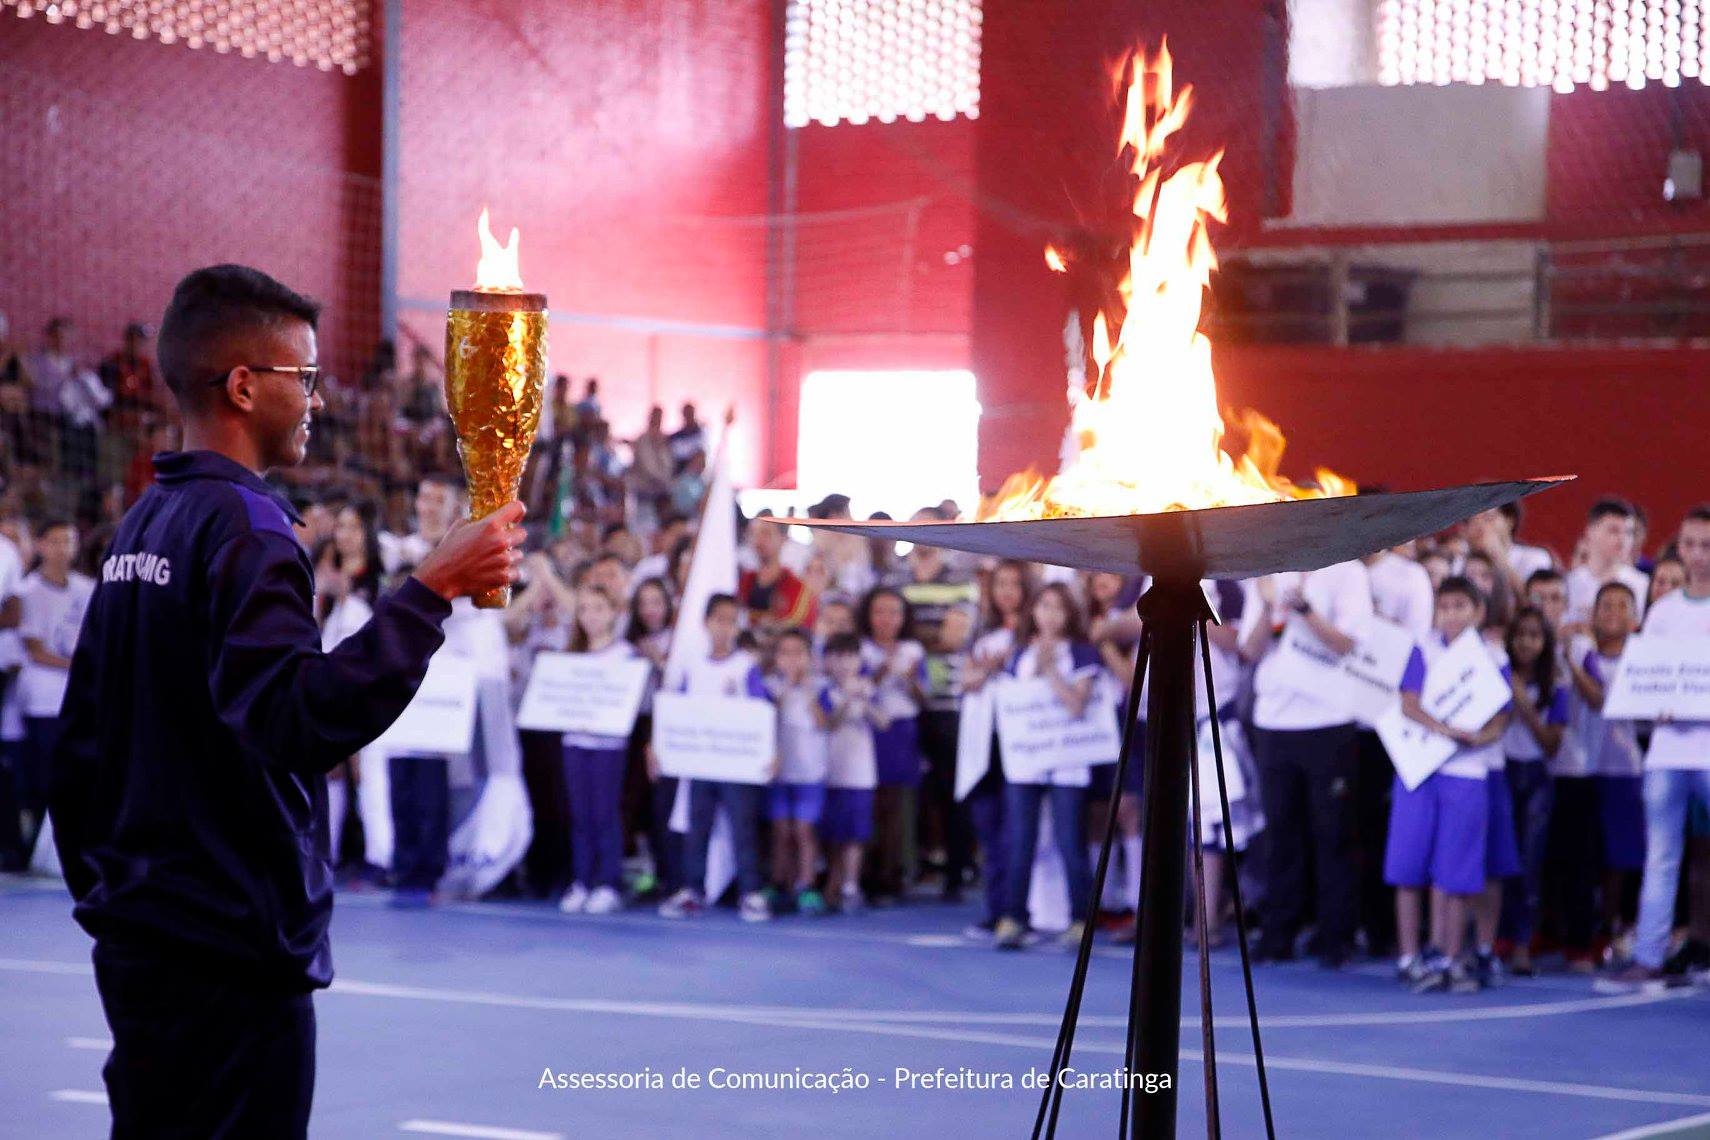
[395,0,773,482]
[0,13,381,381]
[1214,343,1710,556]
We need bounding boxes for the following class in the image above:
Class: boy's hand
[645,743,660,782]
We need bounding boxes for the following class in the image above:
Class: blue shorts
[1384,773,1487,896]
[1485,772,1522,880]
[819,787,874,845]
[769,781,827,825]
[1594,775,1646,871]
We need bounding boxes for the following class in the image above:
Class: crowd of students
[3,445,1707,998]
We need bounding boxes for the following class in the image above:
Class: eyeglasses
[207,365,321,398]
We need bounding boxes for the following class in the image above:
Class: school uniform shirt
[320,592,375,654]
[1003,639,1103,787]
[562,640,642,751]
[15,570,95,718]
[1500,677,1570,763]
[1576,647,1644,776]
[861,638,927,722]
[825,682,880,789]
[1399,633,1512,778]
[1565,563,1650,626]
[50,450,454,990]
[768,674,831,784]
[675,648,768,701]
[379,529,435,577]
[1367,552,1435,642]
[0,533,25,675]
[1508,543,1555,586]
[1239,561,1374,732]
[1639,590,1710,770]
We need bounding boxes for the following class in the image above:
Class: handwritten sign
[1375,630,1510,790]
[652,692,776,785]
[1604,636,1710,721]
[516,653,650,737]
[372,655,478,756]
[995,677,1122,782]
[955,686,997,801]
[1342,617,1419,726]
[1277,617,1349,694]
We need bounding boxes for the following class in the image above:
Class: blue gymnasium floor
[3,879,1709,1140]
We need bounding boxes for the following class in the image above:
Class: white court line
[398,1121,563,1140]
[327,978,1710,1109]
[64,1036,111,1051]
[1594,1109,1710,1139]
[1,956,1695,1032]
[49,1089,107,1105]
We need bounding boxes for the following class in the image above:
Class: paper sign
[1341,617,1418,726]
[1375,631,1510,790]
[1277,617,1349,693]
[372,655,479,756]
[516,653,650,737]
[1603,636,1710,721]
[955,687,997,801]
[995,677,1122,782]
[652,692,776,785]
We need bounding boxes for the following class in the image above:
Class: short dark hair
[774,627,813,652]
[824,632,862,657]
[600,521,630,541]
[1437,575,1484,608]
[1587,497,1636,525]
[1683,503,1710,527]
[705,592,739,619]
[36,515,75,537]
[1594,580,1637,608]
[1498,501,1522,529]
[157,265,320,407]
[1525,567,1564,591]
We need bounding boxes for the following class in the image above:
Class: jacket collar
[152,450,304,525]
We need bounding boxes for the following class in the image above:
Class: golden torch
[444,207,547,608]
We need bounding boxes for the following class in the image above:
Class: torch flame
[979,42,1353,521]
[473,206,525,292]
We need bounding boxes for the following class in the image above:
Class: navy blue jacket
[49,451,453,990]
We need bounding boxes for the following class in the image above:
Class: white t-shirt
[1639,590,1710,770]
[1003,640,1100,788]
[16,571,94,717]
[768,674,831,784]
[0,535,25,673]
[1509,543,1555,586]
[825,680,880,789]
[1367,552,1435,642]
[1240,560,1374,731]
[1403,632,1511,778]
[676,648,765,700]
[1566,563,1650,626]
[380,530,435,576]
[320,592,374,653]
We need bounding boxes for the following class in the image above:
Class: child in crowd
[658,594,773,922]
[860,586,926,902]
[995,582,1102,952]
[812,596,856,659]
[1565,498,1650,629]
[919,604,975,902]
[1525,568,1571,636]
[960,560,1033,941]
[1386,577,1512,993]
[767,629,830,916]
[626,577,676,900]
[1586,585,1647,962]
[1648,555,1686,608]
[820,632,889,913]
[1496,606,1569,975]
[15,518,92,858]
[559,585,641,916]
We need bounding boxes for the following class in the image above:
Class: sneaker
[1594,963,1677,995]
[1056,921,1089,953]
[839,885,865,915]
[558,883,590,914]
[1473,950,1505,989]
[740,890,773,922]
[994,916,1027,951]
[1396,954,1433,987]
[1410,965,1450,994]
[796,888,828,916]
[963,919,998,942]
[584,885,623,915]
[658,887,704,919]
[1448,961,1483,994]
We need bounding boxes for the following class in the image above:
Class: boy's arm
[1048,672,1096,719]
[23,636,72,670]
[1401,690,1471,742]
[1465,708,1511,748]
